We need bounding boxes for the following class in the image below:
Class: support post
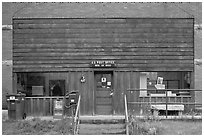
[166,91,168,118]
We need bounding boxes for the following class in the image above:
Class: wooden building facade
[13,18,194,116]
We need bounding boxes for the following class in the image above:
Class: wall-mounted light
[80,75,86,83]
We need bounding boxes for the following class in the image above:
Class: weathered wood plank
[13,18,128,24]
[43,98,46,116]
[13,28,193,34]
[96,97,112,105]
[13,67,193,72]
[96,90,111,97]
[84,71,91,115]
[126,18,194,24]
[14,33,193,39]
[96,105,112,109]
[13,37,193,44]
[13,43,193,48]
[13,64,194,69]
[96,105,112,114]
[13,51,194,57]
[13,59,194,65]
[33,99,37,116]
[37,98,40,115]
[49,98,52,115]
[13,18,193,24]
[25,99,31,116]
[13,47,193,53]
[89,71,94,115]
[30,98,33,115]
[14,23,193,29]
[14,55,194,60]
[113,71,122,114]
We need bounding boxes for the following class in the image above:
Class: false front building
[13,18,196,116]
[12,3,200,116]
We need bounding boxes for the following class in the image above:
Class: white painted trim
[194,59,202,65]
[194,24,202,30]
[2,60,13,66]
[2,25,12,30]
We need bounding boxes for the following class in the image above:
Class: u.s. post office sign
[90,61,116,68]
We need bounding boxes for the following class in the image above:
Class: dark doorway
[94,71,113,115]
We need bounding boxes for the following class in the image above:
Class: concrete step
[79,124,126,135]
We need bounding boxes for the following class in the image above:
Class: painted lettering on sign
[90,61,116,68]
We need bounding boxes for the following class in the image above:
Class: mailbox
[64,91,79,116]
[68,91,79,105]
[6,93,26,120]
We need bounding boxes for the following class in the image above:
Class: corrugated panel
[13,18,194,72]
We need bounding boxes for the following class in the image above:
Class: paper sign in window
[101,77,106,82]
[107,82,111,86]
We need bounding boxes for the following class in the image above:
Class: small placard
[10,96,15,100]
[107,82,111,86]
[155,84,165,89]
[101,77,107,82]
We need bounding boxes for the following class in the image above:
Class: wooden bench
[151,104,184,116]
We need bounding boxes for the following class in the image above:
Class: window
[139,72,191,96]
[49,80,65,96]
[17,74,45,96]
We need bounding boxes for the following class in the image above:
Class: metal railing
[124,94,129,135]
[126,89,202,118]
[73,95,81,135]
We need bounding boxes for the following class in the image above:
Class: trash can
[6,93,26,120]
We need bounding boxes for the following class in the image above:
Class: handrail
[124,94,129,135]
[25,96,64,99]
[73,95,81,135]
[127,89,202,91]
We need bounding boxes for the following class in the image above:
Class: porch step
[80,115,125,124]
[78,115,126,135]
[79,124,126,134]
[80,118,125,124]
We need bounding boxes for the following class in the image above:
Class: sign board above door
[90,61,116,68]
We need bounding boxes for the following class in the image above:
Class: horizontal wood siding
[13,18,194,72]
[113,71,140,115]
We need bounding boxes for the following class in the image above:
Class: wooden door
[94,71,113,115]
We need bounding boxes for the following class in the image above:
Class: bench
[150,104,184,116]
